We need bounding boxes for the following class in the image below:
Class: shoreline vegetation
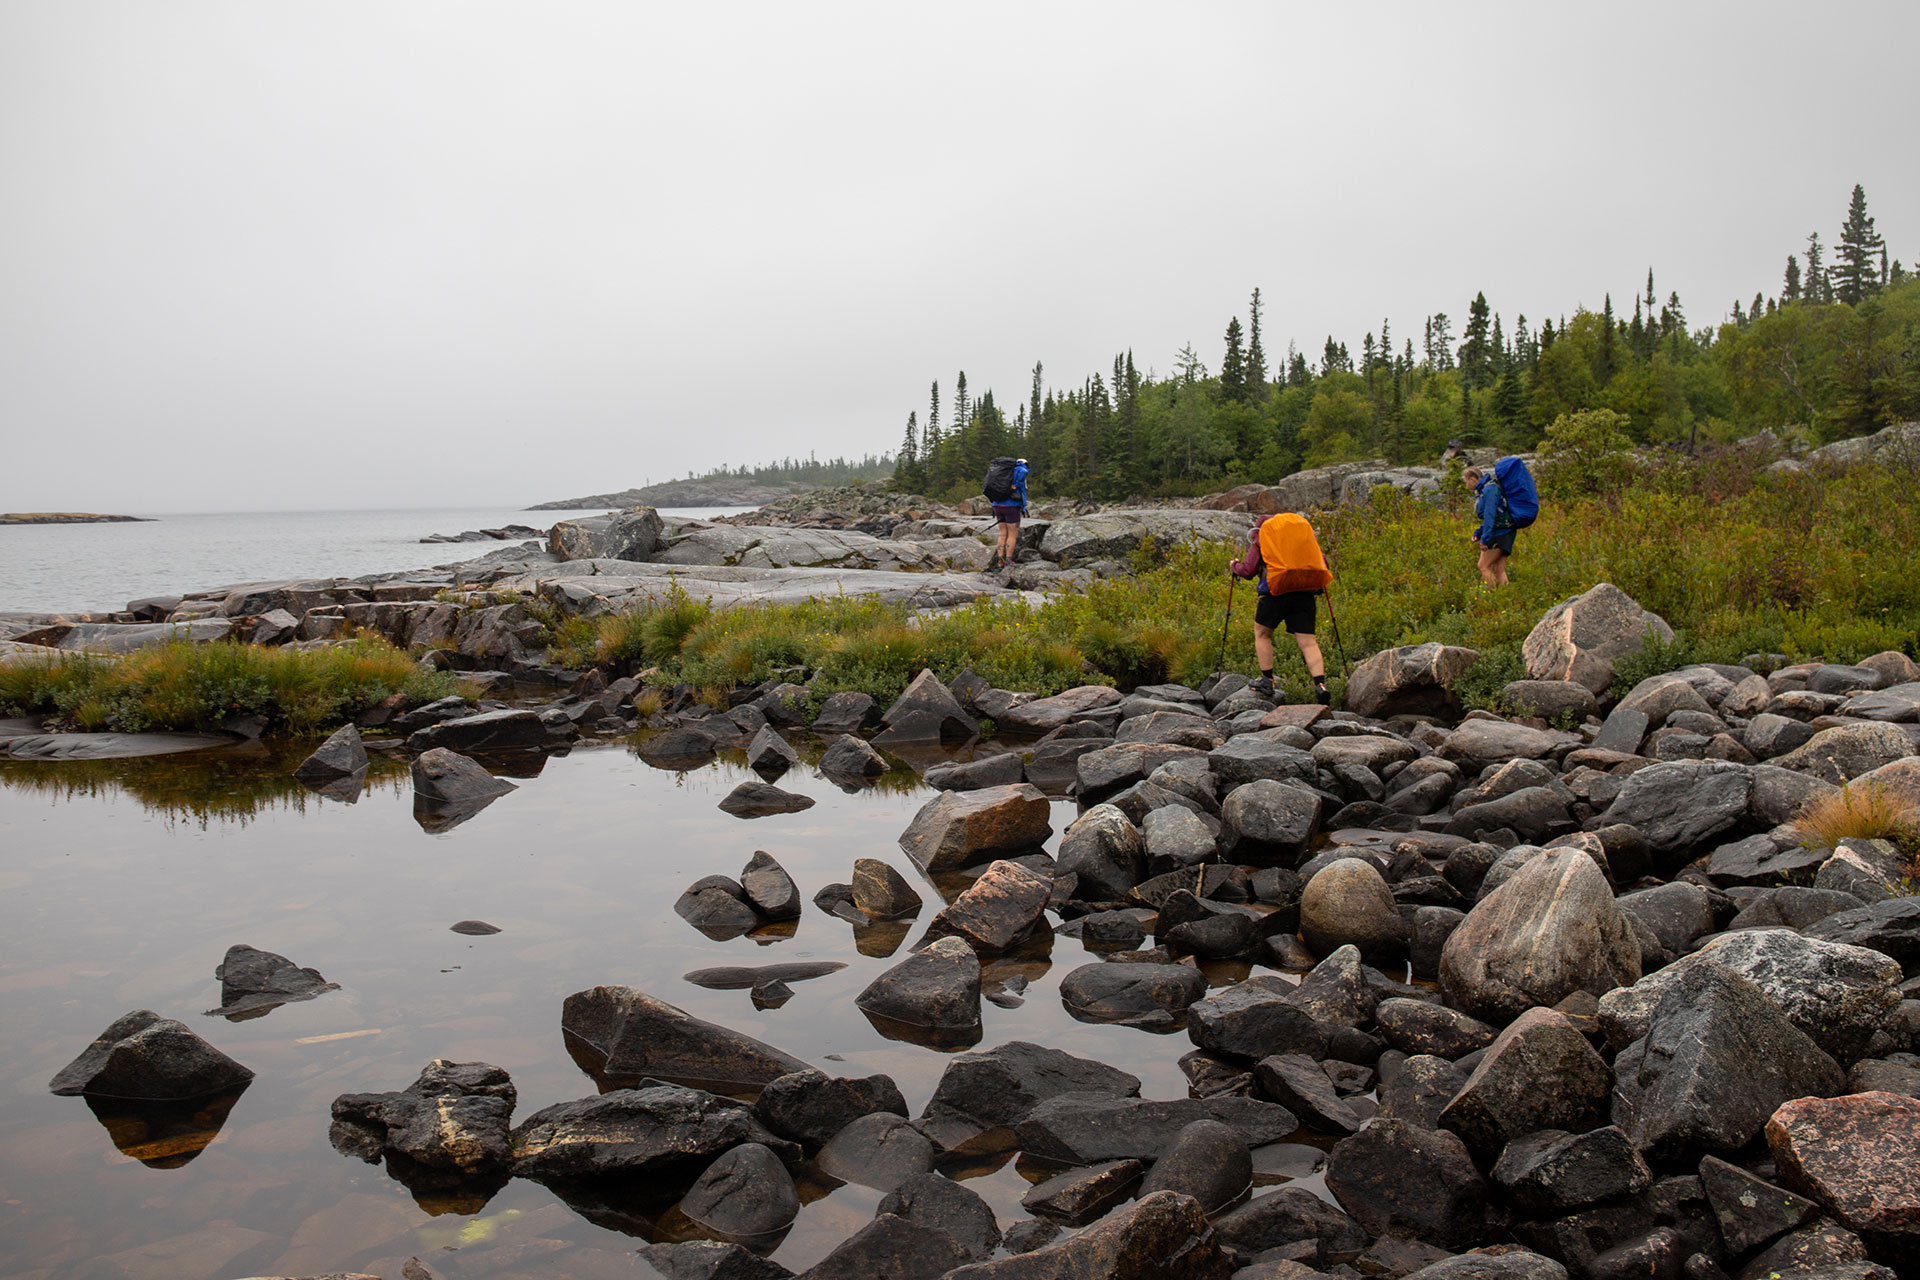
[1,512,151,524]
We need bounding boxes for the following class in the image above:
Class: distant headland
[1,513,152,525]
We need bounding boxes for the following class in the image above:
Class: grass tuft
[1792,781,1920,859]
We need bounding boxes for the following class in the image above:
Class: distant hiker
[1228,512,1331,704]
[984,456,1029,571]
[1464,456,1538,586]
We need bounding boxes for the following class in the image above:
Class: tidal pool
[0,735,1329,1279]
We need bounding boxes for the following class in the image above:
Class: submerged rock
[855,937,983,1034]
[717,780,815,817]
[292,723,368,784]
[50,1010,255,1101]
[204,944,339,1019]
[330,1059,516,1180]
[560,986,811,1090]
[750,1069,908,1147]
[510,1083,797,1181]
[678,1140,800,1237]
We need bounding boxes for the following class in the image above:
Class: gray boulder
[1142,805,1218,873]
[924,752,1026,792]
[850,857,923,920]
[1219,778,1322,864]
[899,784,1053,872]
[559,986,810,1089]
[717,780,814,818]
[819,734,888,779]
[678,1141,799,1235]
[1000,685,1124,735]
[1136,1118,1253,1215]
[878,668,981,744]
[1441,719,1575,771]
[411,747,516,805]
[206,944,339,1019]
[548,506,663,561]
[1603,759,1753,854]
[293,724,368,784]
[1437,1008,1612,1157]
[1039,508,1250,565]
[929,859,1052,951]
[1325,1118,1489,1249]
[878,1172,1002,1261]
[750,1069,908,1147]
[943,1190,1235,1280]
[855,937,982,1032]
[1522,583,1675,695]
[1060,960,1210,1029]
[1014,1094,1298,1164]
[1346,643,1481,719]
[1300,857,1406,959]
[1055,804,1146,900]
[1771,721,1916,784]
[1502,680,1600,722]
[814,1112,937,1192]
[1439,849,1642,1024]
[509,1083,797,1181]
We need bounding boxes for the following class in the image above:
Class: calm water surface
[0,507,750,616]
[0,736,1330,1280]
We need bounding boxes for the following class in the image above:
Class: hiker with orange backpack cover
[1227,512,1332,705]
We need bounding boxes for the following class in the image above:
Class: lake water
[0,734,1335,1280]
[0,507,751,616]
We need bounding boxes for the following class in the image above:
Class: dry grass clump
[1792,781,1920,861]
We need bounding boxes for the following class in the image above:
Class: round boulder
[1301,858,1407,960]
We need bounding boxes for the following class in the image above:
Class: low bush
[0,636,461,734]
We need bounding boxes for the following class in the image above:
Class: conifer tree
[1805,233,1828,302]
[1832,184,1886,305]
[1751,292,1765,323]
[1783,255,1802,302]
[1459,292,1493,387]
[1029,363,1044,444]
[1220,317,1248,403]
[1629,297,1646,359]
[953,372,970,436]
[1247,289,1268,400]
[895,411,922,491]
[1598,294,1616,383]
[1428,314,1453,369]
[1287,345,1309,387]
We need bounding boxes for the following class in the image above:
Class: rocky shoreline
[30,570,1920,1278]
[0,511,152,524]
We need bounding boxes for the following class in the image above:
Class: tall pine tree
[1832,184,1886,305]
[1246,289,1268,401]
[1220,316,1249,403]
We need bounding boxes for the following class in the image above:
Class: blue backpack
[1493,456,1539,528]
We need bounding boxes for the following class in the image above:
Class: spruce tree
[1247,289,1268,400]
[1220,317,1248,403]
[1459,291,1494,388]
[1751,292,1765,323]
[953,372,970,438]
[1783,255,1802,303]
[1286,345,1309,387]
[1029,362,1044,442]
[896,411,921,491]
[1598,294,1616,383]
[1429,314,1453,370]
[1805,233,1827,303]
[1832,183,1886,305]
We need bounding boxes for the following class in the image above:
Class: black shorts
[992,504,1023,525]
[1254,590,1317,635]
[1483,530,1516,555]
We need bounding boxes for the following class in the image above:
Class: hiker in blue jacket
[987,458,1029,571]
[1464,465,1515,586]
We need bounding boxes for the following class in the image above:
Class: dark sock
[1260,669,1274,680]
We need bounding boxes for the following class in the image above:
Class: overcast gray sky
[4,1,1915,513]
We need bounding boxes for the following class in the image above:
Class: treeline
[684,453,896,488]
[893,184,1919,501]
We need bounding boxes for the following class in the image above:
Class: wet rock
[1379,1055,1468,1129]
[930,859,1053,951]
[877,669,981,746]
[718,780,815,818]
[1023,738,1108,794]
[1595,930,1903,1063]
[1220,778,1323,863]
[638,1240,794,1279]
[850,857,923,920]
[1325,1118,1489,1249]
[1015,1093,1296,1165]
[1253,1055,1362,1134]
[855,936,982,1032]
[1060,959,1209,1029]
[1137,1118,1252,1214]
[1288,944,1379,1028]
[328,1058,514,1189]
[1766,1091,1920,1262]
[800,1212,970,1280]
[683,963,845,1007]
[1208,736,1319,789]
[49,1009,254,1101]
[750,1069,906,1147]
[946,1190,1234,1279]
[411,747,517,805]
[819,733,887,779]
[740,851,802,920]
[899,784,1053,873]
[1213,1185,1370,1267]
[1437,1008,1612,1157]
[1080,742,1208,801]
[1438,848,1642,1025]
[560,986,811,1090]
[922,1040,1141,1140]
[813,690,881,734]
[1144,805,1219,873]
[879,1172,1002,1261]
[1187,976,1328,1061]
[1696,1153,1820,1255]
[1771,722,1915,784]
[510,1083,796,1181]
[745,726,800,776]
[1020,1160,1146,1225]
[1611,962,1844,1160]
[1707,830,1831,887]
[205,944,338,1019]
[1055,804,1146,899]
[1492,1126,1651,1217]
[449,919,501,935]
[1524,582,1675,695]
[406,707,558,755]
[1616,882,1716,957]
[641,726,723,768]
[1346,642,1481,718]
[1300,857,1407,960]
[925,752,1026,792]
[999,1219,1062,1255]
[677,876,762,935]
[1158,895,1258,960]
[815,1112,937,1191]
[1603,759,1753,855]
[677,1140,800,1236]
[293,724,368,784]
[1000,684,1124,735]
[1735,1220,1873,1280]
[1374,998,1496,1060]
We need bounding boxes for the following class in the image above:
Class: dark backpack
[984,456,1019,503]
[1494,455,1540,528]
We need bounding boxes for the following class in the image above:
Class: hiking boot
[1314,679,1332,707]
[985,552,1002,572]
[1250,675,1275,699]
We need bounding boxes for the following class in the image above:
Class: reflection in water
[0,739,410,825]
[84,1087,248,1168]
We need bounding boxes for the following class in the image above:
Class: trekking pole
[1217,572,1236,675]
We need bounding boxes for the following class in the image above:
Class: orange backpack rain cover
[1258,513,1332,595]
